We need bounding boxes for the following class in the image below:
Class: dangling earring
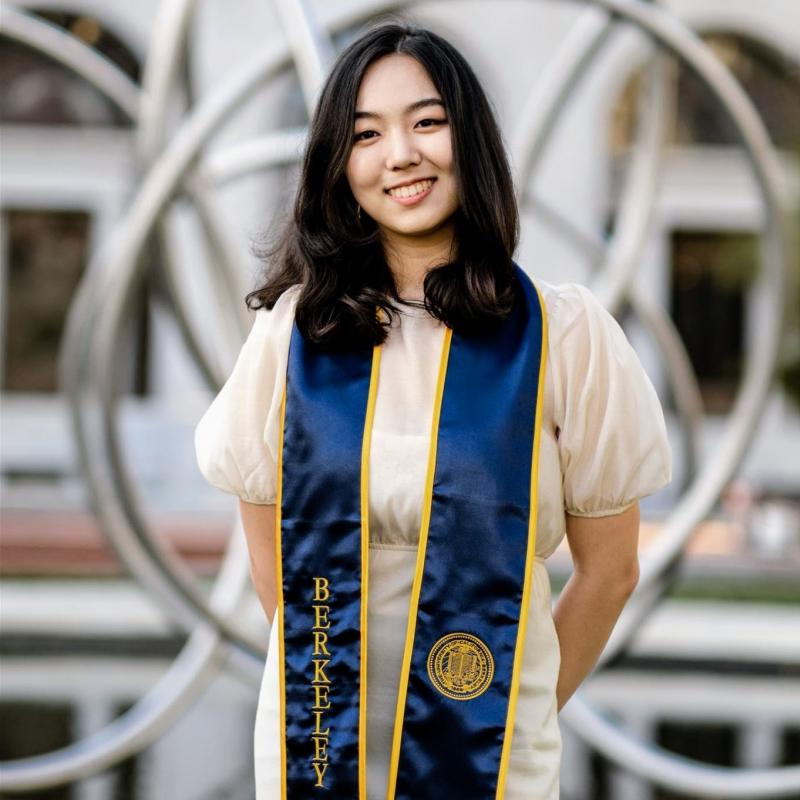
[356,203,363,223]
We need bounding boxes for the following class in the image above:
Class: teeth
[388,179,433,198]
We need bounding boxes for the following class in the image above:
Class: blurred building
[1,1,799,799]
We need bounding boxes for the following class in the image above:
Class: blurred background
[0,1,798,799]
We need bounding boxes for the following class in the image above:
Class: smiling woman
[346,55,459,275]
[244,24,520,345]
[346,56,460,298]
[195,20,672,800]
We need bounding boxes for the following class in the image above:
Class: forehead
[355,53,439,113]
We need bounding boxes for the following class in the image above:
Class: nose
[384,129,421,171]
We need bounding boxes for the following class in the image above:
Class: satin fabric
[277,264,545,799]
[279,336,374,796]
[391,266,545,799]
[256,546,563,800]
[196,275,674,799]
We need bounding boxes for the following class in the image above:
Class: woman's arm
[552,502,641,712]
[238,500,278,625]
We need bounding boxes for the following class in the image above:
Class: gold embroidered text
[310,576,332,788]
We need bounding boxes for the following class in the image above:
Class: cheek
[344,156,359,193]
[431,143,458,200]
[429,133,455,172]
[345,151,367,193]
[346,150,378,193]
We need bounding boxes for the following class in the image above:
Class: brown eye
[416,118,447,128]
[354,130,377,142]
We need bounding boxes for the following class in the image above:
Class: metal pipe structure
[0,0,796,795]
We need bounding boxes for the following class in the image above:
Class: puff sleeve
[551,283,672,517]
[194,286,299,505]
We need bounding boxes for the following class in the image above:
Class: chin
[387,215,452,237]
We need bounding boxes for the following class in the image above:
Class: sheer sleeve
[194,286,299,505]
[550,283,672,517]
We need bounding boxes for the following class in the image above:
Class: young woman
[195,22,671,800]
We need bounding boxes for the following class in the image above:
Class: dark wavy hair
[246,22,520,348]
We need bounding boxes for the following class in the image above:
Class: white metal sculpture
[0,1,796,796]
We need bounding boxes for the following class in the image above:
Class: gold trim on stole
[276,385,288,800]
[494,284,549,799]
[275,288,548,800]
[385,285,548,799]
[360,343,383,798]
[275,340,383,800]
[386,326,453,799]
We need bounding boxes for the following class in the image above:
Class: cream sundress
[194,278,672,800]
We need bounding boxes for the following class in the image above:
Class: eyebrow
[354,97,445,120]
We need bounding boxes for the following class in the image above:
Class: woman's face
[345,53,459,243]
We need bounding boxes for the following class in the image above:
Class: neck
[381,224,455,300]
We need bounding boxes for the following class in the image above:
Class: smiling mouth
[385,178,436,199]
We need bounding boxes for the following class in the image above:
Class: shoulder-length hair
[246,22,520,348]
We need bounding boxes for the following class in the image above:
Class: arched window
[1,10,151,395]
[610,33,800,414]
[0,10,139,127]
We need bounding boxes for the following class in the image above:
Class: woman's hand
[239,500,278,625]
[552,502,641,712]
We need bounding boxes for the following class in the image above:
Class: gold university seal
[427,632,494,700]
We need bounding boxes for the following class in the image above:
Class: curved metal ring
[0,0,795,795]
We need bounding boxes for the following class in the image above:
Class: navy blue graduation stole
[274,263,548,799]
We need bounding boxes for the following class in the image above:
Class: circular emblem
[427,632,494,701]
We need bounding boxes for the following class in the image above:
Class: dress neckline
[395,297,432,319]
